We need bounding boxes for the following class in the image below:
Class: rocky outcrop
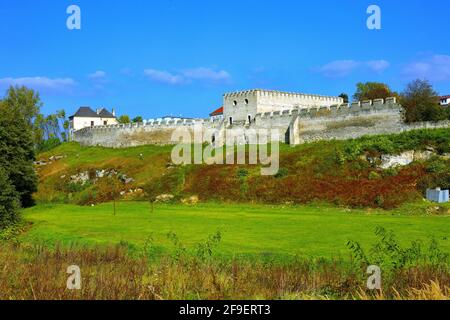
[69,169,135,185]
[379,149,443,169]
[380,151,415,169]
[34,155,66,167]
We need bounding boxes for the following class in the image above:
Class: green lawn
[21,202,450,260]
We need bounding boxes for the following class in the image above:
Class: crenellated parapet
[223,89,344,104]
[73,117,221,136]
[254,97,399,121]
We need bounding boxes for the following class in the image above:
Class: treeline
[340,79,450,123]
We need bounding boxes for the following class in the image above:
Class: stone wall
[73,98,450,148]
[73,119,222,148]
[236,97,402,144]
[289,98,404,144]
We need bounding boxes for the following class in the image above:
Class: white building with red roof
[209,106,224,121]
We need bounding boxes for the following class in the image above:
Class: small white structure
[69,107,118,131]
[426,188,449,203]
[440,95,450,106]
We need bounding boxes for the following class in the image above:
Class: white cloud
[0,76,76,92]
[403,54,450,81]
[315,59,390,77]
[366,60,390,73]
[144,69,186,85]
[315,60,361,77]
[182,67,231,83]
[144,67,231,85]
[88,70,107,80]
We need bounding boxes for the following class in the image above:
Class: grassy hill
[35,128,450,209]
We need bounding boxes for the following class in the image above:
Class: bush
[0,168,20,229]
[236,168,249,179]
[73,187,98,206]
[348,227,448,271]
[374,195,385,207]
[383,167,398,177]
[437,142,450,155]
[369,171,381,180]
[159,169,185,196]
[343,129,450,158]
[426,159,448,174]
[334,149,346,165]
[66,181,90,193]
[274,167,289,179]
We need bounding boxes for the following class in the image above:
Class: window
[233,100,237,106]
[245,99,249,105]
[229,117,233,126]
[104,121,108,125]
[248,115,252,124]
[90,121,94,127]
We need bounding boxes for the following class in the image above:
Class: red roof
[440,95,450,100]
[209,106,224,116]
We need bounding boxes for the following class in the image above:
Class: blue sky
[1,0,449,119]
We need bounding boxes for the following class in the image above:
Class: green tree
[3,86,42,125]
[353,82,397,101]
[132,116,143,123]
[2,86,43,146]
[0,100,38,207]
[401,79,446,123]
[0,168,20,229]
[118,115,131,124]
[1,86,65,149]
[339,93,349,103]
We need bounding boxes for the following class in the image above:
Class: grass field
[21,201,450,260]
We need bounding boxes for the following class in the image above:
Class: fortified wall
[72,97,450,148]
[73,118,222,148]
